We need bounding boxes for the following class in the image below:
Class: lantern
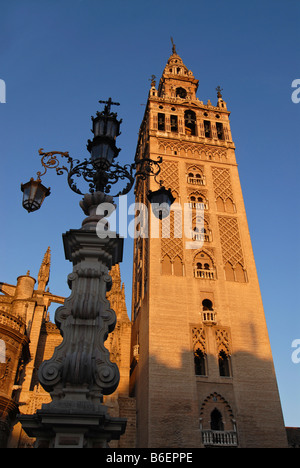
[87,103,121,169]
[147,186,175,219]
[21,178,50,213]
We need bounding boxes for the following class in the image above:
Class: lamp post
[19,98,174,448]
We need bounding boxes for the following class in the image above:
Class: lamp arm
[35,149,164,198]
[37,148,78,179]
[134,155,163,185]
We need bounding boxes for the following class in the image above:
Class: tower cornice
[148,95,231,115]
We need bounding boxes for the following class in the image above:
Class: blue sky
[0,0,299,428]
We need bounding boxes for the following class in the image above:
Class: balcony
[202,311,217,324]
[188,202,208,210]
[192,232,210,242]
[194,268,215,280]
[187,176,205,186]
[202,430,238,447]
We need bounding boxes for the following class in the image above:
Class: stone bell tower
[129,44,288,448]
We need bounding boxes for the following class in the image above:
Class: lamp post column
[19,192,126,448]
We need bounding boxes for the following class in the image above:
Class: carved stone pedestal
[19,192,127,447]
[20,400,126,448]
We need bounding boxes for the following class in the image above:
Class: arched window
[210,409,224,431]
[189,193,207,210]
[218,350,231,377]
[173,256,183,276]
[194,349,206,376]
[202,299,213,311]
[192,217,210,242]
[170,115,178,132]
[188,173,204,185]
[204,120,212,138]
[176,87,187,98]
[162,255,183,276]
[193,226,205,240]
[158,113,165,131]
[216,196,235,213]
[216,122,224,140]
[235,263,246,283]
[184,110,196,135]
[162,255,172,275]
[224,262,246,283]
[202,299,216,323]
[216,196,225,212]
[224,261,235,282]
[194,252,215,279]
[224,198,235,213]
[187,167,205,186]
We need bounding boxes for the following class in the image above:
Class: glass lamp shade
[90,139,115,167]
[21,178,50,213]
[147,186,175,219]
[93,115,120,139]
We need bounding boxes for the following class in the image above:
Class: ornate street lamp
[19,98,174,448]
[21,97,173,211]
[21,177,50,213]
[87,98,121,169]
[147,185,175,220]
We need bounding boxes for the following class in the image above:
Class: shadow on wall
[130,347,289,448]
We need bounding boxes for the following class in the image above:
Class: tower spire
[170,36,176,54]
[216,85,223,98]
[37,246,51,291]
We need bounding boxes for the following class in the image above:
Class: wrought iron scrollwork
[36,148,162,198]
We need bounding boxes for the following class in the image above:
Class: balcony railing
[187,176,205,186]
[188,202,208,210]
[192,232,210,242]
[194,268,215,280]
[202,311,217,324]
[202,430,238,447]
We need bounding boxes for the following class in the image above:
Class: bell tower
[130,45,287,448]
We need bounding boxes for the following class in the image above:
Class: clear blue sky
[0,0,299,428]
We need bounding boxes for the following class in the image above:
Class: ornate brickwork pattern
[192,327,206,354]
[159,160,184,261]
[133,178,149,306]
[215,328,231,354]
[159,160,180,196]
[158,139,227,161]
[186,163,204,172]
[212,167,234,201]
[187,187,208,199]
[218,216,245,267]
[161,210,184,261]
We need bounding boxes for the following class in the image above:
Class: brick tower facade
[129,46,288,448]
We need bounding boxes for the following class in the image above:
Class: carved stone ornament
[39,229,123,402]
